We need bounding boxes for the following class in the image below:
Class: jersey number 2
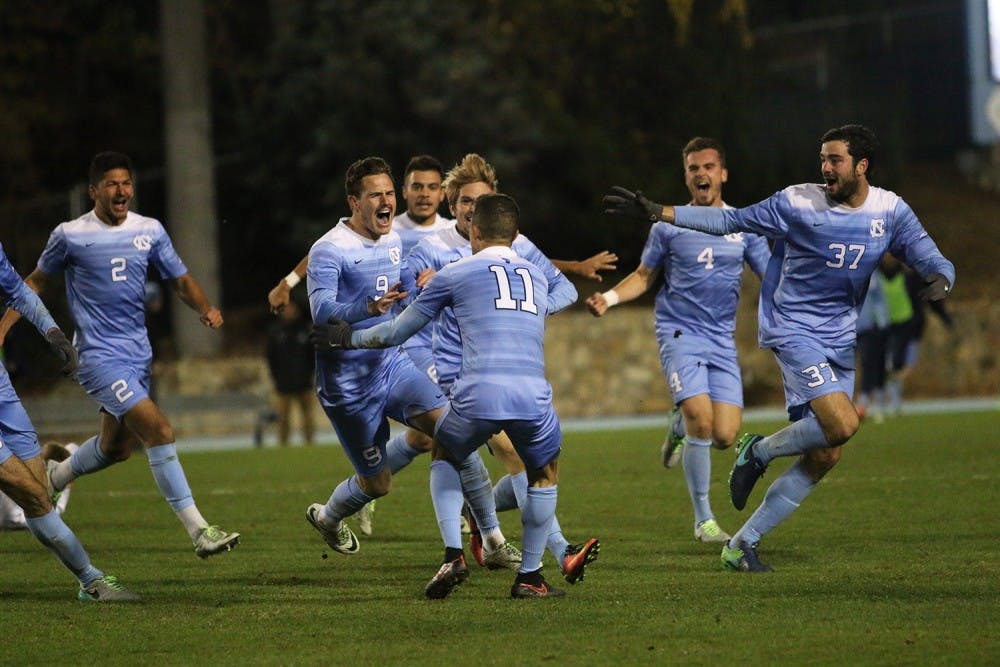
[111,257,127,282]
[490,266,538,314]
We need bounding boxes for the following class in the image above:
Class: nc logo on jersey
[133,235,153,250]
[869,219,885,238]
[723,233,744,243]
[388,247,401,264]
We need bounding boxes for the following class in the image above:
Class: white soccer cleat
[483,541,522,571]
[78,575,142,602]
[356,500,375,537]
[694,518,731,543]
[306,503,359,555]
[194,525,241,558]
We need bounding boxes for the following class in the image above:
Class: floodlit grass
[3,410,999,665]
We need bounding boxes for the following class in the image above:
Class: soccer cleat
[561,538,600,584]
[424,554,470,599]
[660,406,684,468]
[721,540,773,573]
[356,499,375,537]
[78,575,142,602]
[511,576,566,599]
[483,541,522,571]
[694,519,731,543]
[463,504,485,567]
[306,504,359,555]
[45,459,62,505]
[460,514,471,535]
[194,525,241,558]
[729,433,768,510]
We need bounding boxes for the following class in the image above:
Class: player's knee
[712,428,740,450]
[824,417,859,447]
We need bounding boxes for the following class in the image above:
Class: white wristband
[603,289,620,307]
[283,271,301,288]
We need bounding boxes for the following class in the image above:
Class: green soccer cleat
[483,541,522,571]
[730,433,767,510]
[78,575,142,602]
[194,525,241,558]
[306,503,359,555]
[661,406,685,468]
[356,499,376,537]
[45,459,63,505]
[694,518,731,543]
[721,540,773,573]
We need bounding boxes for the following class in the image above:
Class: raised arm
[172,273,223,328]
[585,263,657,317]
[269,254,308,314]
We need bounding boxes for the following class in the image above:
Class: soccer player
[303,156,514,572]
[404,153,599,587]
[0,245,139,600]
[604,125,955,571]
[0,151,240,559]
[0,442,77,530]
[586,137,770,544]
[315,192,588,598]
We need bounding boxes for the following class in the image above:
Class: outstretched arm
[311,306,433,351]
[0,268,50,344]
[585,263,657,317]
[172,273,223,328]
[552,250,618,282]
[268,255,308,314]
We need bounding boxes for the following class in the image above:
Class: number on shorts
[801,362,839,388]
[111,379,135,403]
[361,445,383,467]
[669,371,683,393]
[490,266,538,314]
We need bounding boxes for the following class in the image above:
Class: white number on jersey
[825,243,866,269]
[490,266,538,314]
[111,257,128,282]
[375,274,389,296]
[801,362,839,388]
[697,247,715,270]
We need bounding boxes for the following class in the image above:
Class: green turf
[3,411,999,665]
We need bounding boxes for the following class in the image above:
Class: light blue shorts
[78,359,150,418]
[322,350,446,477]
[657,332,744,407]
[434,402,562,471]
[772,341,855,421]
[0,371,41,464]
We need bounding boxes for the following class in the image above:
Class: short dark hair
[820,124,879,179]
[472,192,519,242]
[89,151,134,185]
[682,137,726,168]
[403,155,444,180]
[345,156,393,198]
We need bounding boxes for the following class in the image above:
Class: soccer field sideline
[180,395,999,452]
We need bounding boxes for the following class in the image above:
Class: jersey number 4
[490,266,538,314]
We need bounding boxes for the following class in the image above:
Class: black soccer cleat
[424,554,470,600]
[729,434,767,511]
[721,540,774,573]
[511,569,566,599]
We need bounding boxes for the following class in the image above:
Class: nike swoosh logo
[736,446,753,466]
[354,258,363,264]
[85,242,96,247]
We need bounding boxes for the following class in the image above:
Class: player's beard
[827,174,859,204]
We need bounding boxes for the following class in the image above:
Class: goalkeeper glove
[602,186,663,222]
[310,318,354,350]
[44,328,79,379]
[919,273,951,301]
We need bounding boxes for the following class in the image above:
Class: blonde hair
[443,153,499,207]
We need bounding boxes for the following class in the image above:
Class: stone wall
[151,295,997,436]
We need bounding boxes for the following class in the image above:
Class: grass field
[4,410,999,666]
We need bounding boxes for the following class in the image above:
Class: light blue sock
[25,509,104,586]
[493,471,529,512]
[546,514,570,562]
[730,460,816,547]
[385,434,424,474]
[70,435,114,478]
[520,486,557,574]
[755,417,828,465]
[429,460,464,549]
[146,444,195,511]
[458,450,500,533]
[682,436,714,526]
[324,475,373,523]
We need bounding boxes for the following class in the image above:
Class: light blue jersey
[36,211,187,366]
[641,221,769,346]
[405,226,577,388]
[674,184,956,350]
[392,211,454,375]
[307,218,405,403]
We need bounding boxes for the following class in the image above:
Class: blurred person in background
[265,298,315,446]
[854,270,890,422]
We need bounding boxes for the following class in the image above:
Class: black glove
[310,318,354,350]
[919,273,951,301]
[44,328,79,379]
[602,186,663,222]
